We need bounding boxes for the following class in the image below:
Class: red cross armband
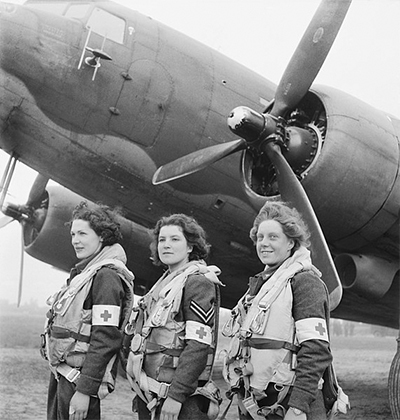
[92,305,120,327]
[185,320,212,345]
[295,317,329,344]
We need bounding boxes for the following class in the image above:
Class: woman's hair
[249,201,310,251]
[69,201,123,246]
[150,213,210,266]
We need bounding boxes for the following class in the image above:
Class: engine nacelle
[241,85,400,256]
[306,86,400,252]
[335,253,399,300]
[23,185,155,291]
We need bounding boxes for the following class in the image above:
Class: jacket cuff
[288,386,315,413]
[167,389,187,404]
[75,373,101,396]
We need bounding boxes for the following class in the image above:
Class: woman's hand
[159,396,182,420]
[69,391,90,420]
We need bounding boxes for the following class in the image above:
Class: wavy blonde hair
[249,201,310,251]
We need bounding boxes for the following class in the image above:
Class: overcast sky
[1,0,399,306]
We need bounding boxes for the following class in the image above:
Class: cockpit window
[24,2,125,44]
[87,8,125,44]
[64,4,91,19]
[25,2,69,15]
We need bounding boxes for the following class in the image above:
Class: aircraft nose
[0,2,39,75]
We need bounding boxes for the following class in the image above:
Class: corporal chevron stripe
[189,300,215,324]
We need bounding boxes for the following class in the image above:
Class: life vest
[43,244,134,398]
[125,261,221,413]
[222,247,318,398]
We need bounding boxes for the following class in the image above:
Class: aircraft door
[108,59,172,147]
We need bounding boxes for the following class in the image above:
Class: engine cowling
[335,253,399,300]
[23,184,156,293]
[241,85,400,255]
[23,185,82,271]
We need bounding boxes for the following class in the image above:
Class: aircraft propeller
[0,172,49,306]
[153,0,352,308]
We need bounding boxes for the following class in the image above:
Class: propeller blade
[0,153,18,209]
[264,141,342,309]
[17,222,25,307]
[0,215,14,228]
[271,0,352,117]
[153,139,246,185]
[26,174,49,207]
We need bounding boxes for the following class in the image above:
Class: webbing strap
[127,371,152,405]
[258,384,291,418]
[145,341,183,356]
[245,337,300,353]
[50,326,90,343]
[218,397,234,420]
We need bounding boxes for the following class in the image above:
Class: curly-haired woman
[44,201,134,420]
[223,201,333,420]
[126,213,222,420]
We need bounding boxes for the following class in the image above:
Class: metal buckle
[258,301,269,311]
[130,334,145,353]
[158,382,170,399]
[66,368,80,383]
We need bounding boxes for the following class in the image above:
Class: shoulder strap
[209,283,221,375]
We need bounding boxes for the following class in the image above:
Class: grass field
[0,303,398,419]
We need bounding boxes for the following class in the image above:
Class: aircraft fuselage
[0,1,399,325]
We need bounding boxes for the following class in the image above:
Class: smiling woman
[222,201,339,420]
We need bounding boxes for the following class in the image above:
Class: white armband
[92,305,120,326]
[295,317,329,343]
[185,320,212,345]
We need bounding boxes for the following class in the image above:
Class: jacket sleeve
[75,267,125,396]
[167,273,218,403]
[288,271,333,413]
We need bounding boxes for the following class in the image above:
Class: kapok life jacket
[126,261,221,399]
[44,244,134,397]
[222,247,318,398]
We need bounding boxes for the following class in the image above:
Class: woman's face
[71,219,103,260]
[157,224,193,272]
[256,219,294,267]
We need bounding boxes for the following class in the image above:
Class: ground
[0,333,397,420]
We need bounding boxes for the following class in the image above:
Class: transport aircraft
[0,0,399,415]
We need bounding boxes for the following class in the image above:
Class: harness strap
[126,360,171,419]
[245,337,300,353]
[127,372,153,407]
[258,384,291,418]
[147,377,171,399]
[218,397,234,420]
[136,305,146,334]
[145,341,183,356]
[133,367,171,398]
[241,345,252,396]
[50,326,90,343]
